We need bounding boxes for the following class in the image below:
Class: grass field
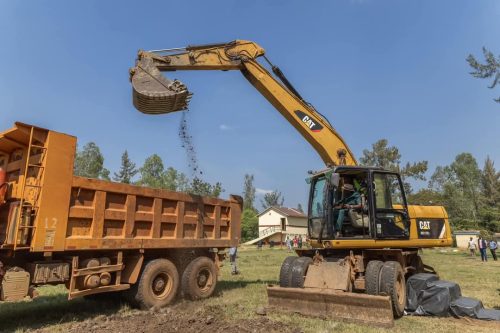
[0,247,498,333]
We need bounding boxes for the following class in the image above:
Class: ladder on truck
[13,126,47,250]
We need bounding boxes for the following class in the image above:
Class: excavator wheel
[290,257,313,288]
[365,260,384,295]
[379,261,406,318]
[279,256,298,287]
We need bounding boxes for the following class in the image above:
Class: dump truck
[128,40,453,327]
[0,122,242,308]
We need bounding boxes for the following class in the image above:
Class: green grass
[1,247,498,332]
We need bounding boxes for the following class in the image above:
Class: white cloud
[256,188,273,195]
[219,124,233,131]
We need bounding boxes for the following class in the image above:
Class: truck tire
[290,256,312,288]
[379,261,406,318]
[365,260,384,295]
[181,256,217,300]
[129,258,179,309]
[279,256,297,287]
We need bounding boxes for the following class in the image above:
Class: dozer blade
[131,56,192,114]
[267,286,394,328]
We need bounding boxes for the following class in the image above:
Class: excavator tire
[365,260,384,295]
[290,257,313,288]
[279,256,298,287]
[379,261,406,318]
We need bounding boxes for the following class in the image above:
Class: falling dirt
[178,111,203,179]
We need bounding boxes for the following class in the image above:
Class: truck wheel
[379,261,406,318]
[290,257,312,288]
[279,256,297,287]
[130,258,179,309]
[181,256,217,300]
[365,260,384,295]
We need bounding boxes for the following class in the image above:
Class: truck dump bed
[0,122,241,253]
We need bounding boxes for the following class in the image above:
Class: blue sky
[1,0,499,209]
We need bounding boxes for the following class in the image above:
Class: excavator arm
[130,40,357,166]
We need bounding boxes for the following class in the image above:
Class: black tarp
[405,273,500,321]
[450,297,500,321]
[406,273,439,312]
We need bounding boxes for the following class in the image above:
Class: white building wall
[283,216,307,236]
[257,208,308,244]
[258,209,285,234]
[456,234,479,249]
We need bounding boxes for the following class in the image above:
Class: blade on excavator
[267,286,394,328]
[131,56,192,114]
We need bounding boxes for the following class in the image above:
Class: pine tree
[481,156,499,206]
[466,47,500,103]
[297,203,304,213]
[242,174,256,210]
[113,150,138,184]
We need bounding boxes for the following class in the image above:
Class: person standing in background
[468,237,477,257]
[478,237,488,262]
[489,239,498,261]
[229,246,239,275]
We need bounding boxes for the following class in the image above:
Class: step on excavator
[129,40,452,327]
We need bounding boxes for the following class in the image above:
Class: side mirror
[330,173,340,188]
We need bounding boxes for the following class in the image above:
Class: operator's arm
[130,40,357,166]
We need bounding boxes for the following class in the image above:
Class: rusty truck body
[0,122,241,308]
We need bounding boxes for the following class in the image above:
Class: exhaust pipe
[130,55,192,115]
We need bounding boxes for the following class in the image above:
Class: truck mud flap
[267,286,394,328]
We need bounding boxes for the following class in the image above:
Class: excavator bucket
[267,286,394,327]
[130,56,192,114]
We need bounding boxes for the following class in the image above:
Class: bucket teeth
[131,57,192,114]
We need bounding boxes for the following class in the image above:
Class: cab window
[373,173,409,239]
[310,177,326,218]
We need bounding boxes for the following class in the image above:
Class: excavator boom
[130,40,356,166]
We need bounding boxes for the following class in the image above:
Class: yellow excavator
[129,40,452,327]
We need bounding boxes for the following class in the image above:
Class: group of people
[468,236,498,262]
[285,235,303,252]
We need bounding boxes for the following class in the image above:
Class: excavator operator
[333,178,364,236]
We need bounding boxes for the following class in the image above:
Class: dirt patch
[32,302,296,333]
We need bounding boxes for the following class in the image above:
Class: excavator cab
[307,167,410,241]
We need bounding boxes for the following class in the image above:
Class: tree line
[240,139,499,241]
[74,140,498,242]
[73,143,222,197]
[361,140,499,235]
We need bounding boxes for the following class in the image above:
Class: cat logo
[419,221,431,230]
[294,110,323,132]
